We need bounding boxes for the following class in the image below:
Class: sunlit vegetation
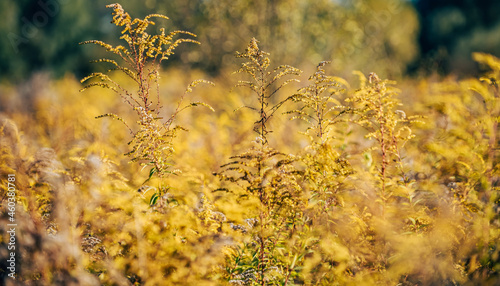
[1,3,499,286]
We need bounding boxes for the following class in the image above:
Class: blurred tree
[329,0,419,77]
[188,0,419,78]
[413,0,500,75]
[1,0,420,82]
[2,0,108,82]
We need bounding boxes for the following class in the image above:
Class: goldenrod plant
[287,61,353,214]
[419,52,500,282]
[346,72,420,216]
[80,3,213,179]
[288,61,345,140]
[217,38,308,285]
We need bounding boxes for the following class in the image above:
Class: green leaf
[150,192,159,206]
[143,166,158,184]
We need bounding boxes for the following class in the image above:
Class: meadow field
[1,1,499,285]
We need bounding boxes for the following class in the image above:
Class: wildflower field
[1,1,500,285]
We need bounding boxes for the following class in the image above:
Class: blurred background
[1,0,500,84]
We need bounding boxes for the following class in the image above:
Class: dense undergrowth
[1,3,499,286]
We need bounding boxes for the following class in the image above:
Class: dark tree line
[413,0,500,75]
